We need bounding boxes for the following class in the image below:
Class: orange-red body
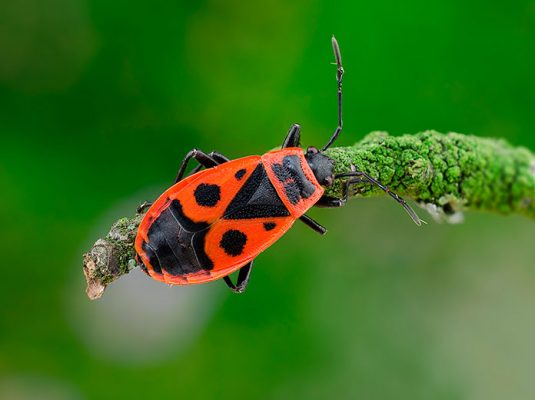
[135,148,324,285]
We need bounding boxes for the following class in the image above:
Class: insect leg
[317,170,422,225]
[281,124,301,148]
[334,170,422,225]
[136,201,153,214]
[321,36,344,151]
[315,177,367,208]
[223,261,254,294]
[315,196,344,208]
[208,151,230,164]
[186,151,231,177]
[174,149,223,183]
[299,214,327,235]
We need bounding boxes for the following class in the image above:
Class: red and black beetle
[134,37,421,293]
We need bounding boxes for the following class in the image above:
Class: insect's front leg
[317,169,422,225]
[315,177,366,208]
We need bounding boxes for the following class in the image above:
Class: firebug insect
[134,37,422,293]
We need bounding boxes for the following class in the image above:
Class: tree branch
[83,131,535,299]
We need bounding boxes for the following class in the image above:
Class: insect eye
[324,176,334,186]
[307,146,319,155]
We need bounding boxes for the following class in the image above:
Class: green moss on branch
[325,130,535,219]
[83,131,535,299]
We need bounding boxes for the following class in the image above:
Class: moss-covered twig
[83,130,535,299]
[326,130,535,219]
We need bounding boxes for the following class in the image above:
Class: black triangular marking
[224,164,290,220]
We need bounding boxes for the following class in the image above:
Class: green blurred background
[1,1,535,399]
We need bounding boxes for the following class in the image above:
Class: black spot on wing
[235,168,246,180]
[194,183,221,207]
[220,230,247,256]
[263,222,276,231]
[224,164,290,219]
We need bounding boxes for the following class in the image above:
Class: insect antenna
[321,36,345,152]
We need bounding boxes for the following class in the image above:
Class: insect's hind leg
[174,149,230,183]
[223,261,254,294]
